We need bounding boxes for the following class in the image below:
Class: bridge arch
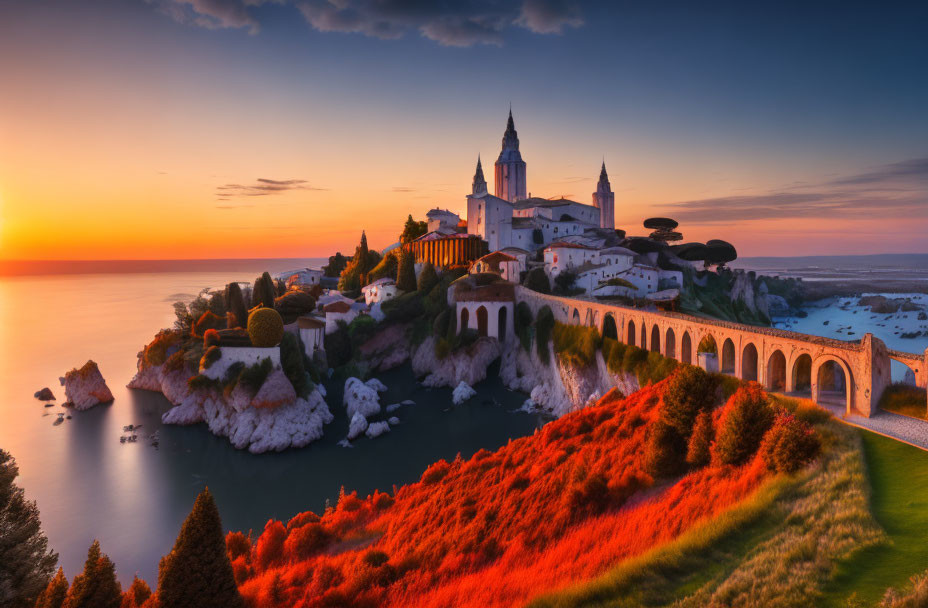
[790,352,813,396]
[572,308,581,324]
[766,349,787,392]
[589,310,600,330]
[721,338,736,374]
[460,307,469,332]
[741,342,759,382]
[665,327,676,360]
[650,325,661,353]
[681,331,692,364]
[812,355,855,414]
[640,324,648,350]
[476,305,488,337]
[627,320,637,346]
[603,313,618,341]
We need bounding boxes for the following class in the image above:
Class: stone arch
[650,325,661,353]
[812,355,854,414]
[590,310,600,329]
[498,306,508,342]
[721,338,736,374]
[627,320,637,346]
[640,324,648,350]
[766,349,787,392]
[572,308,581,324]
[665,327,676,359]
[697,334,718,355]
[889,355,920,386]
[460,307,470,332]
[603,313,618,341]
[741,343,758,382]
[681,331,692,364]
[792,353,813,395]
[476,305,488,337]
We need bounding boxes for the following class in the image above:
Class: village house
[361,277,398,306]
[470,251,521,282]
[297,315,325,356]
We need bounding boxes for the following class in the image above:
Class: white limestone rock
[343,377,381,419]
[127,364,162,391]
[412,335,501,388]
[365,378,388,393]
[252,370,297,409]
[59,360,114,410]
[452,381,477,405]
[388,416,400,425]
[365,421,390,438]
[347,412,369,440]
[400,399,415,406]
[385,403,402,413]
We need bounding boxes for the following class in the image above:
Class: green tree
[324,321,352,369]
[686,410,714,467]
[157,488,243,608]
[534,306,555,364]
[224,283,248,329]
[34,568,68,608]
[524,267,550,294]
[644,419,687,478]
[62,541,121,608]
[338,232,382,292]
[661,366,719,439]
[396,251,417,292]
[0,449,57,608]
[251,272,276,309]
[119,575,151,608]
[322,252,348,278]
[553,270,577,295]
[417,261,439,293]
[713,384,774,466]
[279,332,309,397]
[399,214,427,244]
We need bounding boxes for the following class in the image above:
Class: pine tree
[119,575,151,608]
[62,541,121,608]
[396,251,417,292]
[34,568,68,608]
[358,231,370,286]
[416,261,439,293]
[156,488,243,608]
[224,283,247,329]
[0,449,57,608]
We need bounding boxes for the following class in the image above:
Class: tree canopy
[399,215,428,244]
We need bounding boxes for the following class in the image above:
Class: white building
[278,268,323,288]
[361,278,398,306]
[465,110,615,252]
[470,251,521,282]
[297,316,325,356]
[426,208,460,232]
[451,275,515,342]
[323,301,362,334]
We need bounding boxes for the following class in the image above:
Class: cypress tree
[251,273,276,310]
[119,575,151,608]
[416,261,439,293]
[396,251,417,292]
[156,488,243,608]
[0,449,57,608]
[34,568,68,608]
[224,283,247,329]
[358,231,370,287]
[62,541,121,608]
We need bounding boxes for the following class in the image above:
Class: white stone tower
[494,109,527,202]
[472,155,487,196]
[592,161,615,229]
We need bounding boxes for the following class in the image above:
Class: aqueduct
[515,286,928,417]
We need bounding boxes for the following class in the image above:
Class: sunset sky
[1,0,926,260]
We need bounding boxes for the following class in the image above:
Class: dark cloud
[153,0,583,46]
[216,177,324,198]
[659,157,928,223]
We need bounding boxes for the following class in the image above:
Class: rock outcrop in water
[60,360,114,410]
[34,387,55,401]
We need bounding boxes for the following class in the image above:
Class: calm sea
[0,260,541,586]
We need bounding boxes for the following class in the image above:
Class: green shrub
[396,250,417,292]
[224,282,248,328]
[433,308,452,337]
[644,419,687,478]
[347,315,378,349]
[187,374,221,391]
[144,330,182,368]
[552,322,601,369]
[417,262,439,293]
[434,338,451,360]
[193,311,226,337]
[535,306,555,364]
[274,290,316,324]
[514,302,533,352]
[200,345,222,370]
[367,250,398,283]
[280,332,309,397]
[247,307,284,347]
[238,358,274,392]
[324,321,352,369]
[661,366,719,438]
[759,412,821,473]
[252,272,277,309]
[686,410,714,467]
[524,267,551,294]
[713,383,775,466]
[382,292,424,324]
[712,372,742,400]
[878,382,928,419]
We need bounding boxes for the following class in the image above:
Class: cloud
[153,0,583,46]
[659,157,928,224]
[216,177,324,198]
[391,186,416,192]
[151,0,282,34]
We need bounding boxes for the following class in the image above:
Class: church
[465,110,615,252]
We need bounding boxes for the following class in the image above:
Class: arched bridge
[516,286,928,417]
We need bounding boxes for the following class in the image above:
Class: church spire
[598,161,609,188]
[501,107,519,151]
[472,154,487,196]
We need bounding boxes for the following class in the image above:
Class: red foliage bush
[759,412,821,473]
[713,383,775,466]
[233,379,770,608]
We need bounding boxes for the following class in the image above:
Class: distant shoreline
[0,258,330,277]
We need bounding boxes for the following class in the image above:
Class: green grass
[820,429,928,606]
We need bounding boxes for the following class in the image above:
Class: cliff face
[127,354,332,454]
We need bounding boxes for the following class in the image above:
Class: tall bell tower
[592,161,615,229]
[494,108,527,202]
